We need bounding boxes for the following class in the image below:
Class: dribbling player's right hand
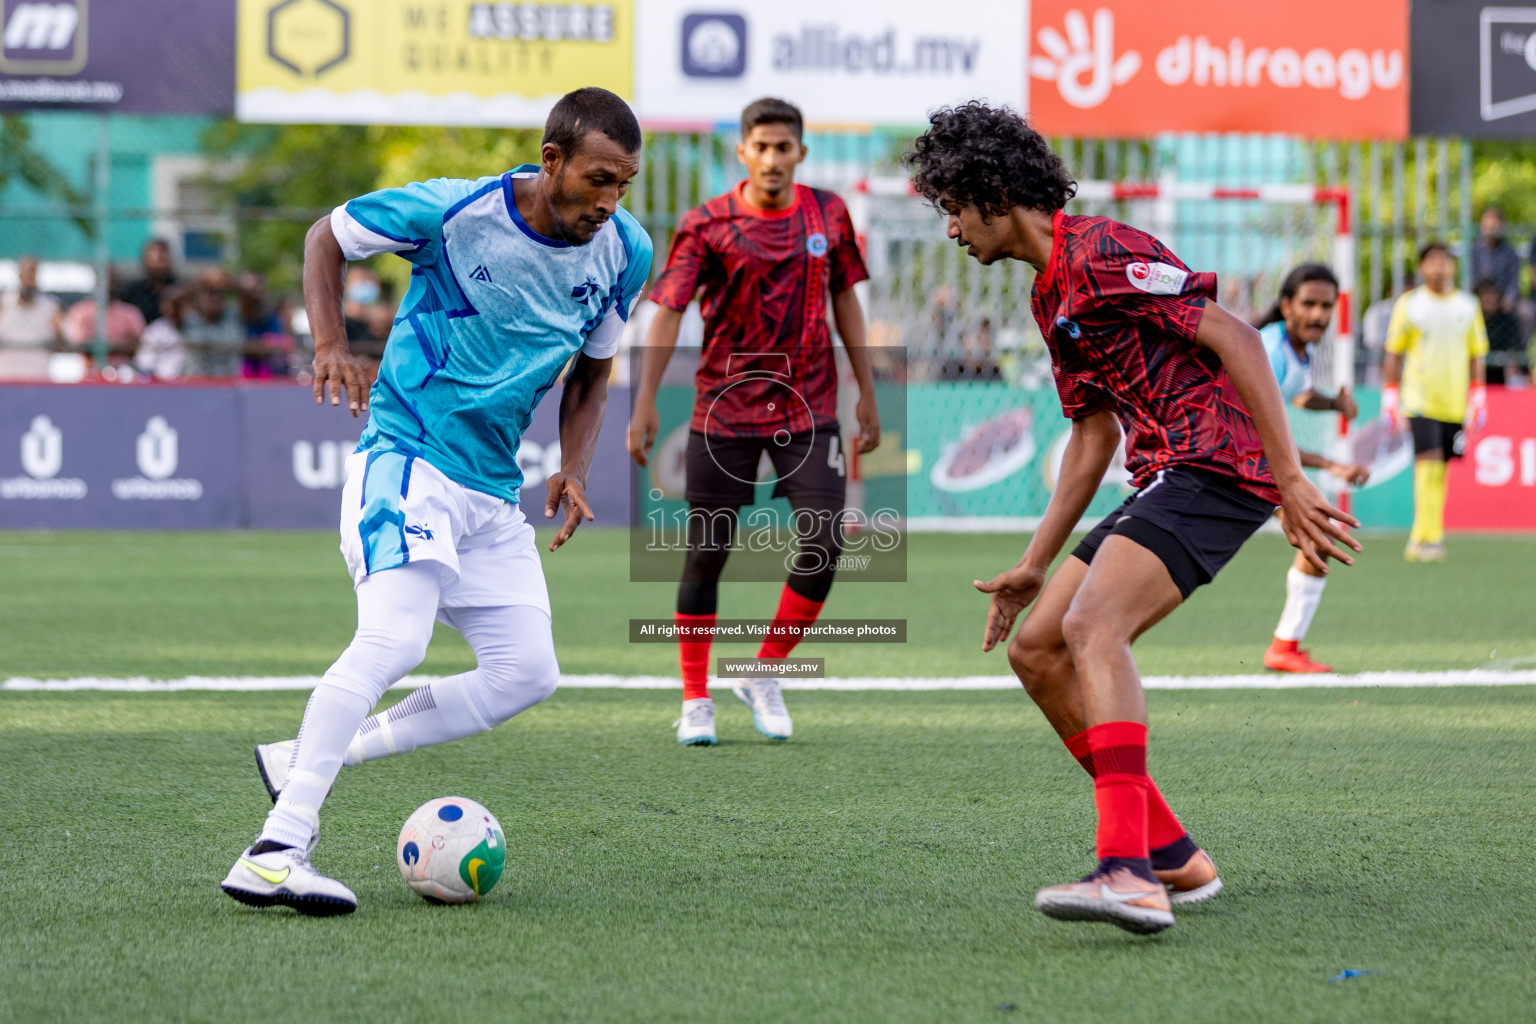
[974,563,1048,652]
[313,349,372,418]
[625,402,659,467]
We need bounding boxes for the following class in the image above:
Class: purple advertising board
[0,0,234,114]
[0,383,631,530]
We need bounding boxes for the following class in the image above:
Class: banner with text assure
[633,0,1025,127]
[236,0,633,126]
[1027,0,1408,138]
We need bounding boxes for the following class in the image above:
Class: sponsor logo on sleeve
[1125,261,1189,295]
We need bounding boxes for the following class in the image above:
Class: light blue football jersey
[330,165,652,503]
[1259,321,1313,403]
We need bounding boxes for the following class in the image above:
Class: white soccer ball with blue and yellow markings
[397,796,505,904]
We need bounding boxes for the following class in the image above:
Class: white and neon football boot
[675,698,718,746]
[732,677,792,740]
[221,844,357,916]
[254,741,293,803]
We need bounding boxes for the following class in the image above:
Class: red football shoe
[1264,638,1332,674]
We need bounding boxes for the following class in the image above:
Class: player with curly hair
[907,102,1360,934]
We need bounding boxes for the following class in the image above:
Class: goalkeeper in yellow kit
[1382,242,1489,562]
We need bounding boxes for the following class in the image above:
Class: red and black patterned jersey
[649,182,868,438]
[1031,210,1281,504]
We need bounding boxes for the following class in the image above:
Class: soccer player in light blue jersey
[1254,264,1369,674]
[222,88,653,915]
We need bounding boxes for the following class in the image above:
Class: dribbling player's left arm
[545,353,611,551]
[831,287,880,453]
[1195,302,1360,571]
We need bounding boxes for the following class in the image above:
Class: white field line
[4,670,1536,692]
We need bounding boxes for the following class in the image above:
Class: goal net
[846,178,1356,527]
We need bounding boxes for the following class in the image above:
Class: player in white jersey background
[221,88,653,916]
[1253,264,1369,674]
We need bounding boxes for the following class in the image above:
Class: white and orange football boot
[1035,864,1175,934]
[1154,847,1224,906]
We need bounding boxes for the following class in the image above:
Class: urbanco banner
[633,0,1026,127]
[1027,0,1408,139]
[236,0,634,126]
[0,0,235,113]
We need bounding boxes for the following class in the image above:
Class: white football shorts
[338,450,550,616]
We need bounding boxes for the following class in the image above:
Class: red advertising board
[1027,0,1409,139]
[1447,387,1536,531]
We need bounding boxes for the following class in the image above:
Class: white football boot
[675,698,718,746]
[732,677,792,740]
[221,844,357,916]
[254,741,293,803]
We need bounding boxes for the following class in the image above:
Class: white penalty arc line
[4,671,1536,692]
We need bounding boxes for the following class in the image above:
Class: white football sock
[259,562,440,849]
[1274,567,1327,642]
[344,604,559,764]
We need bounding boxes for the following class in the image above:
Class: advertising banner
[0,0,235,113]
[632,0,1025,127]
[1447,387,1536,530]
[0,386,242,528]
[1410,1,1536,136]
[236,0,633,126]
[1027,0,1408,139]
[0,384,631,530]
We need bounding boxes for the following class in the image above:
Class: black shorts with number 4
[1072,466,1278,599]
[684,427,847,506]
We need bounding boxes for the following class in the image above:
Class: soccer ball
[396,796,506,904]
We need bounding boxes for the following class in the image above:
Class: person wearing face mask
[0,256,62,379]
[1253,265,1369,674]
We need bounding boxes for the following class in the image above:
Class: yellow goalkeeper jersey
[1385,286,1489,422]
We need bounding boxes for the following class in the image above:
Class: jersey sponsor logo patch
[806,232,828,258]
[1125,261,1188,295]
[469,264,493,282]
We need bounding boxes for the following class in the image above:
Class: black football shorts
[684,427,847,506]
[1409,416,1466,460]
[1072,466,1278,598]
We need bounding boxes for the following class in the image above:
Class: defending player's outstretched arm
[974,408,1121,652]
[1194,302,1361,573]
[546,352,611,551]
[302,216,372,418]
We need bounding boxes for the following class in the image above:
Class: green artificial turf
[1,529,1533,679]
[2,686,1533,1022]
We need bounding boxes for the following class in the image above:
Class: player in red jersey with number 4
[627,98,880,746]
[907,104,1360,934]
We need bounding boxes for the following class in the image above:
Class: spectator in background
[237,270,294,377]
[62,267,146,361]
[136,286,188,380]
[0,255,62,379]
[1476,276,1529,385]
[1473,208,1520,312]
[180,271,247,376]
[342,265,387,365]
[118,239,178,326]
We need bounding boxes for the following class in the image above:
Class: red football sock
[1087,721,1150,862]
[757,584,825,660]
[1065,728,1187,850]
[676,612,714,702]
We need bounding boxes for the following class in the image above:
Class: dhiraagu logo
[458,827,506,897]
